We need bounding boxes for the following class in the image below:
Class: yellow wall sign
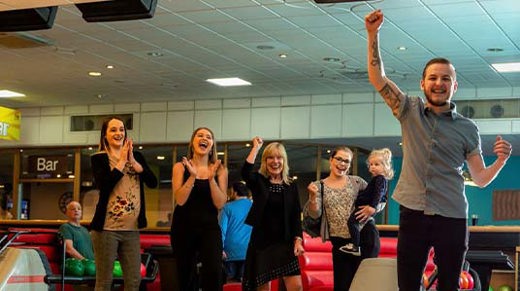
[0,106,21,140]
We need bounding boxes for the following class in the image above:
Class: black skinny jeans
[330,220,380,291]
[397,206,468,291]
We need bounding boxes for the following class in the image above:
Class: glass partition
[0,141,382,224]
[0,149,15,220]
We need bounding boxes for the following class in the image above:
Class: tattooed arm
[365,9,403,116]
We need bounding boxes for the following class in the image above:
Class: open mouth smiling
[431,88,446,94]
[198,141,209,149]
[113,135,124,141]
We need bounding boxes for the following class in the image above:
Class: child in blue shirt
[219,181,253,282]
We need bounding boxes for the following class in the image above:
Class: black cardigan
[90,151,158,231]
[241,161,302,242]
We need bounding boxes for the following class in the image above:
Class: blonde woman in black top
[242,136,304,291]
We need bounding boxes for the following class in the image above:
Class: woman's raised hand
[120,138,131,163]
[208,159,222,180]
[307,182,318,201]
[246,136,264,163]
[126,138,135,162]
[252,136,263,150]
[182,157,197,177]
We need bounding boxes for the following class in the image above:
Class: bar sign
[28,155,68,174]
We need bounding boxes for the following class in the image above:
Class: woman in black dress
[170,127,228,290]
[242,136,304,291]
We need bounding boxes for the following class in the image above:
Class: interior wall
[386,156,520,225]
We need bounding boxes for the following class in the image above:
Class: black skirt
[242,241,300,290]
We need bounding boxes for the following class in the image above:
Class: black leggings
[171,227,223,291]
[330,220,380,291]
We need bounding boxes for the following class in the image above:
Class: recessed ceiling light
[106,65,114,69]
[256,45,274,50]
[206,78,251,87]
[491,62,520,73]
[147,51,163,57]
[323,57,340,62]
[0,90,25,98]
[156,156,165,160]
[89,71,102,77]
[279,53,287,58]
[397,46,407,51]
[54,46,76,55]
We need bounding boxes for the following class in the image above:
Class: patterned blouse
[309,175,367,239]
[104,155,141,230]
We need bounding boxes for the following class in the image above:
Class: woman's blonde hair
[259,142,291,185]
[367,148,394,180]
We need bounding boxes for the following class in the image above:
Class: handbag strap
[319,180,325,214]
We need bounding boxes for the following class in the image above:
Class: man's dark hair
[422,57,454,79]
[232,181,249,197]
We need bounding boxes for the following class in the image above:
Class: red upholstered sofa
[299,233,334,290]
[223,233,409,291]
[5,228,170,291]
[300,232,435,291]
[300,232,402,290]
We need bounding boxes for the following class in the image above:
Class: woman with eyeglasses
[306,146,381,291]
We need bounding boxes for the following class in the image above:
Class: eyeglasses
[333,157,351,164]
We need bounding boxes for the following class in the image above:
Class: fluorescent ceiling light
[0,90,25,98]
[206,77,251,87]
[491,62,520,73]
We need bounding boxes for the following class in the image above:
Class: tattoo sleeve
[379,83,400,116]
[370,38,381,68]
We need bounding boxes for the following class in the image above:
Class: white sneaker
[339,243,361,256]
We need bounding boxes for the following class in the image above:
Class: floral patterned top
[103,155,141,230]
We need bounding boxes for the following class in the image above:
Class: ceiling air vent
[71,114,133,132]
[314,0,364,3]
[490,104,504,118]
[460,106,475,118]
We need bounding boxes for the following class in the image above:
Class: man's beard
[425,91,448,107]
